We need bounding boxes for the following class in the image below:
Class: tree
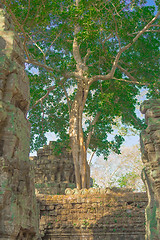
[2,0,160,189]
[91,144,145,191]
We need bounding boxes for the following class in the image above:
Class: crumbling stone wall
[32,141,76,195]
[37,188,147,240]
[140,99,160,240]
[0,6,39,239]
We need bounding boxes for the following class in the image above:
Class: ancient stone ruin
[0,6,39,239]
[32,144,147,239]
[1,4,160,240]
[140,99,160,240]
[37,188,147,240]
[31,141,76,195]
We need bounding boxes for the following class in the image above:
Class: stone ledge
[65,187,140,195]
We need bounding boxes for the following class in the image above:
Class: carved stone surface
[140,99,160,240]
[32,141,76,195]
[37,191,147,240]
[0,7,40,239]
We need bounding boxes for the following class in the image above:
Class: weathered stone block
[37,192,147,240]
[0,7,40,240]
[32,142,76,195]
[140,99,160,240]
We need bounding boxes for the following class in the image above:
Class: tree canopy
[2,0,160,188]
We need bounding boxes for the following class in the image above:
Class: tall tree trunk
[69,85,90,189]
[70,0,91,189]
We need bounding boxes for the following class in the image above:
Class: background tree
[91,144,145,191]
[2,0,160,189]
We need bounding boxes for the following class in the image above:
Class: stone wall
[32,141,76,195]
[0,6,39,239]
[140,99,160,240]
[37,189,147,240]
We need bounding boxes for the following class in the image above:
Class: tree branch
[73,0,85,74]
[108,156,129,181]
[88,151,96,166]
[102,33,113,46]
[89,11,160,85]
[151,24,160,27]
[111,2,121,17]
[2,0,64,74]
[2,0,27,37]
[27,34,45,62]
[62,84,71,114]
[117,65,143,84]
[112,77,148,86]
[130,11,160,43]
[112,12,121,49]
[22,0,31,25]
[73,24,83,72]
[116,65,155,87]
[117,0,135,14]
[28,78,65,119]
[128,27,160,36]
[83,49,91,65]
[25,59,55,72]
[23,36,31,60]
[44,28,63,58]
[145,30,160,32]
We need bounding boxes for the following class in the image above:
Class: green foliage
[92,178,101,188]
[82,219,89,228]
[117,172,140,190]
[4,0,160,158]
